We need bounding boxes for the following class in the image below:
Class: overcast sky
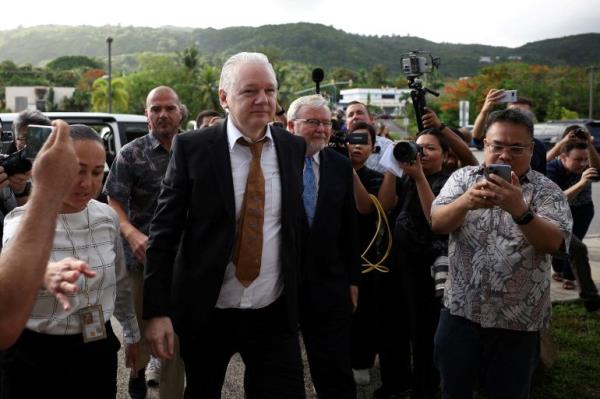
[1,0,598,47]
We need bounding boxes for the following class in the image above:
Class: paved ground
[113,236,600,398]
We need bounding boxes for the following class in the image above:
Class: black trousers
[0,322,120,399]
[179,297,305,399]
[376,271,412,397]
[350,270,379,369]
[299,281,356,399]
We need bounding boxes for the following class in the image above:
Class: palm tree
[91,77,129,113]
[197,65,221,111]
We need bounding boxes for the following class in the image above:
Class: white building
[5,86,75,112]
[339,88,410,115]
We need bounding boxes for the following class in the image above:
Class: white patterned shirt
[3,200,140,343]
[432,166,572,331]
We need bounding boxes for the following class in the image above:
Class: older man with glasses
[287,94,360,399]
[430,108,573,399]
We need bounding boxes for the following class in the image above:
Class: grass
[530,302,600,399]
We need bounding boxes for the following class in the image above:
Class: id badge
[79,304,107,343]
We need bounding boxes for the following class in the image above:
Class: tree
[91,77,129,113]
[46,56,102,71]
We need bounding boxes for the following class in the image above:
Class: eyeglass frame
[293,118,333,128]
[484,139,532,157]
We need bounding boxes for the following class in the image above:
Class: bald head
[146,86,181,109]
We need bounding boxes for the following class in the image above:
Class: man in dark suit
[143,52,306,398]
[287,94,361,399]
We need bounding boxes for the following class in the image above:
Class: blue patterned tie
[303,156,317,226]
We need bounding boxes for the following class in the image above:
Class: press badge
[80,304,107,343]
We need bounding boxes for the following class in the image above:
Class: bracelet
[14,181,31,198]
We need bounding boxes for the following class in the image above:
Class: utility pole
[589,66,596,120]
[107,37,113,113]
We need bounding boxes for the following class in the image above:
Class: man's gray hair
[287,94,330,121]
[218,52,277,93]
[12,110,51,135]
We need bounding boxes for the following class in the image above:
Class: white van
[0,112,149,166]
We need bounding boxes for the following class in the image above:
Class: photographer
[546,125,600,166]
[8,110,52,203]
[377,128,451,399]
[345,122,384,386]
[431,109,571,399]
[547,138,600,310]
[345,101,393,174]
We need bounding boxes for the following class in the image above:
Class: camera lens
[393,141,420,163]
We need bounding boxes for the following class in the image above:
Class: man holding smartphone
[430,109,572,398]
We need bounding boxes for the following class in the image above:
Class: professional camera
[0,149,32,176]
[431,255,449,299]
[393,141,423,163]
[400,51,441,132]
[572,128,589,141]
[400,51,440,78]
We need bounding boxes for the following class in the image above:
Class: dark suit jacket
[143,121,306,335]
[300,148,361,310]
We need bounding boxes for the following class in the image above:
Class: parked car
[0,112,149,166]
[534,119,600,152]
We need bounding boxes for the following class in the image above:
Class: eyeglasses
[295,118,333,128]
[484,140,530,156]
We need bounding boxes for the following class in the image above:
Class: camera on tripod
[400,51,441,132]
[401,51,440,78]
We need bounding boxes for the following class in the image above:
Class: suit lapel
[209,120,235,223]
[273,128,294,222]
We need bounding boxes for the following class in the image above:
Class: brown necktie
[234,138,266,287]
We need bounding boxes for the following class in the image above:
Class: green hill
[0,23,598,77]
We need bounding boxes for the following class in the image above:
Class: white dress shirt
[215,118,283,309]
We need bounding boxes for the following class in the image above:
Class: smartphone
[25,124,53,159]
[485,164,512,183]
[498,90,518,103]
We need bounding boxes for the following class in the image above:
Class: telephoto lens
[393,141,422,163]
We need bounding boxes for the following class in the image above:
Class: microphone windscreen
[312,68,324,83]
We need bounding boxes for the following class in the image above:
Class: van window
[119,122,149,144]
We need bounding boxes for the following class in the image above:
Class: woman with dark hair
[0,125,140,399]
[378,128,451,399]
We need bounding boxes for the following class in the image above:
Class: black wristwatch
[14,181,31,198]
[512,207,535,225]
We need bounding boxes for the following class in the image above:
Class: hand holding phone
[25,124,54,160]
[485,164,512,183]
[498,90,518,103]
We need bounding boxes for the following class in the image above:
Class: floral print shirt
[432,166,572,331]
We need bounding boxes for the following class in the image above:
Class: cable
[360,194,392,274]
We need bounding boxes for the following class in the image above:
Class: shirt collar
[148,131,166,151]
[227,118,272,151]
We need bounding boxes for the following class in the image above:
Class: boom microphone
[312,68,324,94]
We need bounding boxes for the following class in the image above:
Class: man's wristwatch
[14,181,31,198]
[512,207,535,225]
